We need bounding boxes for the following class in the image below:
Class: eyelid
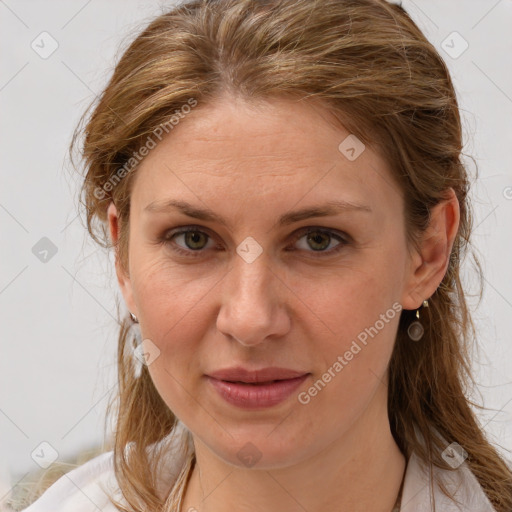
[291,226,351,244]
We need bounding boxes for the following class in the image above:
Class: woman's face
[110,95,425,468]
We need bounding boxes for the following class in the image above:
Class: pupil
[308,232,329,251]
[186,232,204,249]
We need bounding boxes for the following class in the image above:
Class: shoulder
[401,450,512,512]
[21,420,193,512]
[21,451,125,512]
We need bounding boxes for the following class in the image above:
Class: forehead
[130,96,402,220]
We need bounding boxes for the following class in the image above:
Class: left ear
[401,187,460,310]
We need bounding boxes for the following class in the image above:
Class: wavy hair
[61,0,512,510]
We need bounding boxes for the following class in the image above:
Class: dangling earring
[407,299,429,341]
[128,312,143,377]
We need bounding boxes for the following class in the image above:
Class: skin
[107,94,459,512]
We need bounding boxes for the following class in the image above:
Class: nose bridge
[216,248,286,345]
[229,249,274,309]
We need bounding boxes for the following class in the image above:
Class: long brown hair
[67,0,512,510]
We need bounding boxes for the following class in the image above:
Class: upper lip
[207,366,309,383]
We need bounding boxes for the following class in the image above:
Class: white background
[1,0,511,504]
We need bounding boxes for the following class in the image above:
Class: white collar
[399,449,496,511]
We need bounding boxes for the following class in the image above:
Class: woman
[21,0,512,511]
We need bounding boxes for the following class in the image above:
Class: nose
[216,251,290,347]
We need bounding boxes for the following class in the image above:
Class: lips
[206,373,310,408]
[207,366,308,384]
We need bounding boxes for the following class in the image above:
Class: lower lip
[206,374,309,409]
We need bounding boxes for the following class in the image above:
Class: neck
[180,384,406,512]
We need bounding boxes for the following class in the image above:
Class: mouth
[206,374,310,409]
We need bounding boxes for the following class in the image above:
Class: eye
[163,226,217,257]
[289,227,349,256]
[160,226,350,258]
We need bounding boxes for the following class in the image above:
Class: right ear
[107,202,138,317]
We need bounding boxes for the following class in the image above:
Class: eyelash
[160,225,351,259]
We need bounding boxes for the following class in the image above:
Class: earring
[407,300,429,341]
[128,313,143,377]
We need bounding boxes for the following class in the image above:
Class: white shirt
[21,420,504,512]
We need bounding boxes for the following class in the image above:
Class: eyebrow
[144,198,372,227]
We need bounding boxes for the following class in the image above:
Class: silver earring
[407,300,429,341]
[128,314,143,378]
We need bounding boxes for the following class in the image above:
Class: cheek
[299,297,398,432]
[132,250,217,323]
[132,261,211,418]
[304,264,401,399]
[305,259,399,343]
[130,257,215,366]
